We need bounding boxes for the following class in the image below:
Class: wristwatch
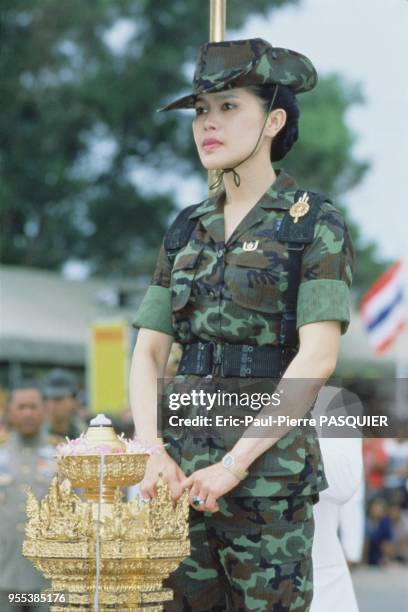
[222,453,249,481]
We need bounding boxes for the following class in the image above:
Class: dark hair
[247,84,300,161]
[7,379,43,405]
[10,379,42,394]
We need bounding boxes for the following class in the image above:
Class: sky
[238,0,408,262]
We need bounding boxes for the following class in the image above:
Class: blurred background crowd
[363,438,408,566]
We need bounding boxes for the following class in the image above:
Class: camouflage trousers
[163,494,315,612]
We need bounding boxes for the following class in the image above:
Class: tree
[0,0,388,290]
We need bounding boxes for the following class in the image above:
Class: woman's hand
[139,449,186,503]
[181,463,242,513]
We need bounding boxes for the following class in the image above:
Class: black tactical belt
[177,341,292,378]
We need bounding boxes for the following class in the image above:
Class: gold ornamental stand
[22,416,189,611]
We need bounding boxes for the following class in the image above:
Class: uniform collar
[261,169,299,209]
[9,428,48,448]
[187,168,298,219]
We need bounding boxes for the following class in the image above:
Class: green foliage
[0,0,297,274]
[0,0,389,290]
[285,74,368,195]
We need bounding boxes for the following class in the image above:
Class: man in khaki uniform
[0,381,61,612]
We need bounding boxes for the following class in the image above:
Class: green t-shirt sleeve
[132,241,174,337]
[296,202,355,334]
[132,285,173,336]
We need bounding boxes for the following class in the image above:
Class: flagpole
[209,0,226,41]
[208,0,226,195]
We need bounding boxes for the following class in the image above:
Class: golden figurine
[22,414,190,611]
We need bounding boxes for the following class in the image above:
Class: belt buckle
[198,340,215,377]
[209,341,224,377]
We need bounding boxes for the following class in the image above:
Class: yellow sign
[89,321,129,416]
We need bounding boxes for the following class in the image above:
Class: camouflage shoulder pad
[319,198,341,217]
[278,189,331,244]
[164,202,202,258]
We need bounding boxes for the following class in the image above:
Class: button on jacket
[133,169,354,498]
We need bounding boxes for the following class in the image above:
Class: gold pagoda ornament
[22,414,190,611]
[289,192,310,224]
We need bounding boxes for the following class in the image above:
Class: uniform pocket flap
[228,271,282,314]
[171,284,193,312]
[226,250,270,268]
[172,246,203,272]
[250,449,306,476]
[249,429,308,476]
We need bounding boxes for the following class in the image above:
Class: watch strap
[224,463,248,481]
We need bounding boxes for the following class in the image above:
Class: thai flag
[360,261,407,354]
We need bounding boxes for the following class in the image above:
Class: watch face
[223,455,233,467]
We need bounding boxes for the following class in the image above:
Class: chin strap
[209,84,279,192]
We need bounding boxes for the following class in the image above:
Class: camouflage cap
[158,38,317,112]
[43,368,78,399]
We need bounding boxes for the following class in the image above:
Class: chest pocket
[226,246,289,313]
[170,245,203,312]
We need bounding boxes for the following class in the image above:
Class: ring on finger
[192,495,205,507]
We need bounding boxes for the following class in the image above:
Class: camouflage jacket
[133,169,354,497]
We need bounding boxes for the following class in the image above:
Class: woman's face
[192,87,272,170]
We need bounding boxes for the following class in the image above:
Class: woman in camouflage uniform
[130,38,354,611]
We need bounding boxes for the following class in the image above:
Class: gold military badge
[289,192,310,224]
